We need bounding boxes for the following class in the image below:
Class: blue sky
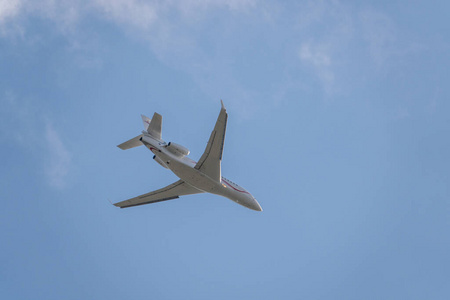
[1,1,449,299]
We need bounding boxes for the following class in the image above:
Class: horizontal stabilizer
[117,134,143,150]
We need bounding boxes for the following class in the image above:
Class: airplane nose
[248,198,263,212]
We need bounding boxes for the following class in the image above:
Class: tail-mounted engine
[166,142,190,157]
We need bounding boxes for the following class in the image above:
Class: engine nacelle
[166,142,190,157]
[140,134,154,145]
[153,155,168,169]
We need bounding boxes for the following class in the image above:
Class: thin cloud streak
[45,123,71,189]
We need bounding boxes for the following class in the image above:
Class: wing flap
[195,100,227,181]
[114,180,203,208]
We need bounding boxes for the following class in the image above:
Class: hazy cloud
[0,0,258,33]
[359,9,396,66]
[0,0,21,20]
[0,0,22,36]
[0,91,37,145]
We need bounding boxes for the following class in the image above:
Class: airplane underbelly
[168,159,220,193]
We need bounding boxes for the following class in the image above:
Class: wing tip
[220,99,225,110]
[109,199,124,208]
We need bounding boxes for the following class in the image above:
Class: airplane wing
[114,180,203,208]
[194,100,227,181]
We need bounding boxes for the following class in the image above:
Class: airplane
[113,100,262,211]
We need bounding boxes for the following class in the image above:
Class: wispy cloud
[0,1,410,103]
[299,41,334,91]
[0,92,72,189]
[93,0,158,30]
[0,0,259,33]
[292,0,403,94]
[393,107,411,120]
[44,123,71,189]
[0,0,261,76]
[292,1,354,93]
[358,8,396,67]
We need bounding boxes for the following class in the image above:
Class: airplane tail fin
[141,114,151,131]
[142,113,162,140]
[118,112,163,150]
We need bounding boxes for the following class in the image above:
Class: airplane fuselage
[140,132,261,211]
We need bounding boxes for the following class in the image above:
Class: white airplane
[114,100,262,211]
